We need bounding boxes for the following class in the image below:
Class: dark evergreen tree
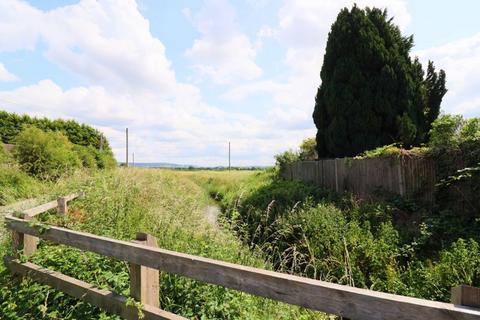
[313,6,447,157]
[424,61,447,131]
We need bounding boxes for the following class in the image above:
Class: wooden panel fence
[281,156,436,201]
[3,196,480,319]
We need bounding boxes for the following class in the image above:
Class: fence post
[57,197,68,214]
[452,285,480,308]
[130,233,160,308]
[12,213,38,257]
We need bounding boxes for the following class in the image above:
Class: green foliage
[13,127,82,180]
[73,145,97,169]
[0,163,41,205]
[428,114,464,149]
[299,137,317,160]
[357,144,428,159]
[274,149,299,167]
[197,170,480,303]
[0,143,8,162]
[0,169,323,319]
[460,118,480,142]
[93,148,117,170]
[397,113,417,147]
[424,61,447,130]
[0,110,116,170]
[313,6,446,158]
[275,137,317,170]
[0,110,110,150]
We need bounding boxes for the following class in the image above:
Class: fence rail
[4,210,480,320]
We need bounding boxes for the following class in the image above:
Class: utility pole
[228,141,231,171]
[132,152,135,167]
[126,128,129,167]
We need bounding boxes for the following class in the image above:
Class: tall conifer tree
[313,6,446,157]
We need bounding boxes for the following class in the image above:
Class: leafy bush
[73,145,97,169]
[460,118,480,142]
[274,149,299,167]
[299,137,317,160]
[0,110,117,170]
[93,148,117,169]
[13,127,82,179]
[428,114,464,149]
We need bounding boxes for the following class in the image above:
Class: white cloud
[224,0,411,134]
[0,0,42,51]
[184,0,261,84]
[0,0,424,166]
[0,77,310,166]
[416,33,480,117]
[0,63,18,81]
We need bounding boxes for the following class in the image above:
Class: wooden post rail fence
[11,192,84,257]
[4,213,480,320]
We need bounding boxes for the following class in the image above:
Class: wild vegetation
[0,111,115,173]
[193,168,480,303]
[1,133,324,318]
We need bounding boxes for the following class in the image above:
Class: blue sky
[0,0,479,166]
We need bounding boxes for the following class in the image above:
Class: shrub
[13,127,81,179]
[94,148,117,169]
[428,114,464,149]
[460,118,480,142]
[0,143,9,163]
[0,110,110,151]
[73,145,97,169]
[274,150,299,168]
[299,137,317,160]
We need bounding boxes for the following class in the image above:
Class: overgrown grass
[0,168,326,319]
[189,170,480,303]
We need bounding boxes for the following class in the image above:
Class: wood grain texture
[5,216,480,320]
[57,197,68,214]
[130,233,160,308]
[453,286,480,308]
[23,215,38,256]
[3,256,185,320]
[22,192,83,217]
[22,200,58,217]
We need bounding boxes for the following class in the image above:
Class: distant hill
[125,162,269,170]
[127,162,191,168]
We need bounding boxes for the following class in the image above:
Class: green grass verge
[0,168,326,319]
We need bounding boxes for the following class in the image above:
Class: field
[0,167,325,319]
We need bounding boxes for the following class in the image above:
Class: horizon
[0,0,479,166]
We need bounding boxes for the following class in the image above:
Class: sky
[0,0,479,166]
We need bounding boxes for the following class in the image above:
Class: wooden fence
[4,196,480,319]
[280,156,436,201]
